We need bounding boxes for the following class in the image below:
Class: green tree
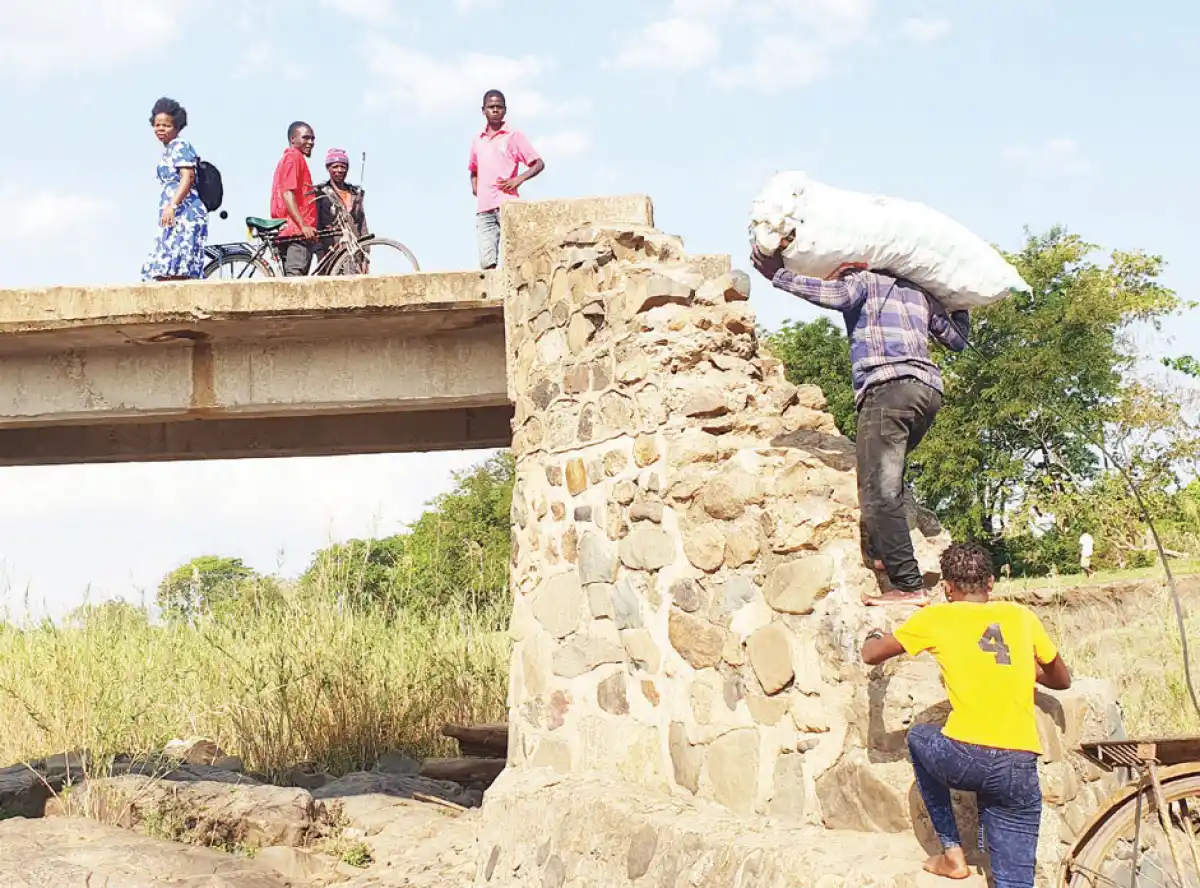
[764,317,857,437]
[302,452,514,620]
[912,228,1179,544]
[64,598,149,629]
[303,536,408,612]
[157,555,258,623]
[764,228,1195,573]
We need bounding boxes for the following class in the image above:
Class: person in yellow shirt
[860,542,1072,888]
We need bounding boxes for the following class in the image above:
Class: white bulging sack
[748,171,1030,311]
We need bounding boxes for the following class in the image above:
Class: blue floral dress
[140,138,209,280]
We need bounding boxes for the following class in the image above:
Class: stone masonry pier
[0,195,1125,886]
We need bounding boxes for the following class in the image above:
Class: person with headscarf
[315,148,368,270]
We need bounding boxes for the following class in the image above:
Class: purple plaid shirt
[771,269,970,407]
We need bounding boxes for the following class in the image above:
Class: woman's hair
[149,97,187,131]
[940,542,994,593]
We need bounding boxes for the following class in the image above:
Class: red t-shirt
[270,147,316,239]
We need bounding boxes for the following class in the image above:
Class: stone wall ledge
[476,770,946,888]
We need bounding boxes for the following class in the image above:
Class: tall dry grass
[0,580,511,778]
[1051,603,1200,737]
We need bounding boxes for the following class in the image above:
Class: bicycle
[203,187,419,280]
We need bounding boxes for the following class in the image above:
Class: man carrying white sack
[751,247,970,605]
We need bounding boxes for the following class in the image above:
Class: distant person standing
[1079,531,1095,577]
[140,98,208,281]
[468,89,545,270]
[315,148,369,270]
[271,121,318,276]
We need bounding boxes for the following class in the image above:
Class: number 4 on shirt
[978,623,1012,665]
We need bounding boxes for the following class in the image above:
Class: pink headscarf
[325,148,350,168]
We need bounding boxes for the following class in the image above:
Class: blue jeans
[907,724,1042,888]
[476,209,500,269]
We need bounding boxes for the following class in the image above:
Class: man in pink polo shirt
[468,89,545,270]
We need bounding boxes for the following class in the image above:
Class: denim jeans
[855,377,942,591]
[476,209,501,270]
[908,724,1042,888]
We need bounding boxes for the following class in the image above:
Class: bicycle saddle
[246,216,286,233]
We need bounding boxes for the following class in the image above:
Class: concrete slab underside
[0,276,511,464]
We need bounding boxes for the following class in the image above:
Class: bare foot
[923,850,970,880]
[863,590,931,607]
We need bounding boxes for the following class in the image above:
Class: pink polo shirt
[468,124,541,214]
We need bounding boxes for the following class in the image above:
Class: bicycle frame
[204,187,372,278]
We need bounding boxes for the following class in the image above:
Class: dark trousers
[855,377,942,592]
[280,240,314,276]
[908,724,1042,888]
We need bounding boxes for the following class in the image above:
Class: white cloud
[1003,137,1097,175]
[237,43,305,81]
[0,188,113,245]
[363,40,564,119]
[533,130,593,159]
[614,17,723,72]
[455,0,501,9]
[899,15,951,44]
[318,0,395,23]
[0,1,188,77]
[613,0,876,91]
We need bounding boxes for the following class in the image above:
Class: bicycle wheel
[203,251,275,280]
[1064,769,1200,888]
[330,237,420,276]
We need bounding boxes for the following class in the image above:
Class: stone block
[747,623,795,695]
[532,572,585,639]
[707,728,760,814]
[633,434,659,467]
[577,532,618,585]
[670,578,704,613]
[683,523,726,573]
[586,583,616,619]
[598,673,630,715]
[553,636,626,679]
[629,501,665,523]
[764,555,835,615]
[566,459,588,495]
[620,524,677,571]
[611,578,644,629]
[724,524,761,568]
[668,723,702,794]
[668,610,725,669]
[767,752,807,820]
[668,428,719,467]
[699,468,764,521]
[815,749,912,833]
[621,629,662,673]
[499,196,654,266]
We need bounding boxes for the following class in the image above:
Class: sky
[0,0,1196,619]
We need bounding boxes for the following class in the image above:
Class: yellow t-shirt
[893,600,1059,754]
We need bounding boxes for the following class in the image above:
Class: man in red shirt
[468,90,544,270]
[271,121,317,276]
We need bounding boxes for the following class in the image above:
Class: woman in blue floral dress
[140,97,208,281]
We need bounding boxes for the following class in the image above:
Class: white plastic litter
[748,171,1030,311]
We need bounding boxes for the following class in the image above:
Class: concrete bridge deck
[0,195,659,466]
[0,272,510,465]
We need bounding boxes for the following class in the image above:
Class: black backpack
[194,158,223,212]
